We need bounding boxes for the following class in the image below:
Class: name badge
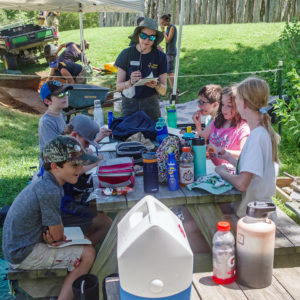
[130,60,140,66]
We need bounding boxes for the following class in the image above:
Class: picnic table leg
[91,210,127,300]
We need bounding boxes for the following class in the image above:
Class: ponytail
[161,14,171,22]
[237,77,280,163]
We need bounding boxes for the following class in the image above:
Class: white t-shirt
[236,126,276,217]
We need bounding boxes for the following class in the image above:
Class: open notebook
[48,227,91,248]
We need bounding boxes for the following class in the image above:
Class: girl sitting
[215,77,280,217]
[199,86,250,167]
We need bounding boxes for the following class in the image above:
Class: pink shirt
[209,120,250,166]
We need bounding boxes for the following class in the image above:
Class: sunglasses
[56,91,69,98]
[198,99,210,105]
[139,32,157,41]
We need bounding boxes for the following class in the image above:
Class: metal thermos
[143,152,159,193]
[192,137,206,179]
[236,202,276,288]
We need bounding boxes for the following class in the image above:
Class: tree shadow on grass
[177,40,284,103]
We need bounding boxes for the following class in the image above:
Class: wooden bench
[7,267,68,299]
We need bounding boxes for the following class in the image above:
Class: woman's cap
[40,80,73,102]
[42,135,99,166]
[130,18,164,46]
[69,115,99,147]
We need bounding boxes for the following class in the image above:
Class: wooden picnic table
[91,150,300,300]
[104,267,300,300]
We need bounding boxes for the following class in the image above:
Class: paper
[48,227,91,248]
[133,77,158,87]
[167,127,183,138]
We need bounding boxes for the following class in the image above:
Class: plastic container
[192,137,206,179]
[183,126,194,145]
[72,273,99,300]
[94,99,104,128]
[117,195,193,300]
[155,117,168,144]
[143,152,159,193]
[167,153,179,191]
[68,84,109,108]
[236,202,276,288]
[107,110,114,129]
[179,147,194,187]
[166,109,177,129]
[212,221,235,284]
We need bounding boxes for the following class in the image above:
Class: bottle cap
[108,111,113,116]
[217,221,230,231]
[168,152,175,159]
[182,147,191,152]
[94,99,101,106]
[187,126,192,133]
[167,109,176,113]
[246,201,276,218]
[192,137,205,146]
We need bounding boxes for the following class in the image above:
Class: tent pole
[79,11,86,65]
[172,0,184,102]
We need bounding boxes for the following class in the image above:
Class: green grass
[1,22,299,258]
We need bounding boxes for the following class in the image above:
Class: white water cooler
[117,195,193,300]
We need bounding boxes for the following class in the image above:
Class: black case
[116,142,147,165]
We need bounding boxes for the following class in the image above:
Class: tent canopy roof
[0,0,144,13]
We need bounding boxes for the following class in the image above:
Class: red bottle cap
[182,147,191,152]
[217,221,230,231]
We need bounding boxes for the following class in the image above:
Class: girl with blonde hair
[216,77,280,217]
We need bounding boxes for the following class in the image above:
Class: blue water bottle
[143,152,159,193]
[156,117,168,144]
[167,153,179,191]
[107,111,114,129]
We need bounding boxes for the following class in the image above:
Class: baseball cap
[69,115,99,147]
[42,135,99,166]
[40,80,73,102]
[49,59,58,68]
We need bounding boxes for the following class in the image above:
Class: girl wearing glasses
[200,86,250,168]
[160,14,177,93]
[115,18,167,122]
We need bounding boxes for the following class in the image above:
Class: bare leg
[86,212,112,246]
[58,245,96,300]
[168,72,174,90]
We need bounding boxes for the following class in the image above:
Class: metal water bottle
[236,202,276,288]
[107,110,114,129]
[192,137,206,179]
[94,99,104,128]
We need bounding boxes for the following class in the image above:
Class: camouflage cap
[42,135,100,166]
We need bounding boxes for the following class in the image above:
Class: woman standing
[160,14,177,94]
[115,18,167,122]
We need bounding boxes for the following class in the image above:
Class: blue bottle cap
[168,152,175,159]
[167,109,176,113]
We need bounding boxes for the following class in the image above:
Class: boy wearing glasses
[3,136,97,299]
[193,84,222,134]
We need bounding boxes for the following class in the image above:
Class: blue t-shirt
[58,42,83,63]
[115,46,167,99]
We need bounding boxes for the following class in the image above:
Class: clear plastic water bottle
[179,146,194,187]
[94,99,104,128]
[212,221,235,284]
[107,111,114,129]
[167,153,179,191]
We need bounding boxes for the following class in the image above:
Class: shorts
[75,68,87,84]
[167,55,175,73]
[9,243,83,272]
[61,203,97,234]
[121,94,161,122]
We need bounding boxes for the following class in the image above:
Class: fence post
[278,60,283,136]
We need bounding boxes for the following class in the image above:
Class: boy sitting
[2,136,98,300]
[193,84,222,134]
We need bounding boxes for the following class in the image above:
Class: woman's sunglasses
[139,32,157,41]
[56,91,69,99]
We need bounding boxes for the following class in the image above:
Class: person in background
[55,40,90,64]
[193,84,222,133]
[129,17,145,47]
[215,77,280,218]
[37,11,46,26]
[115,18,167,122]
[48,59,87,84]
[2,136,97,300]
[203,86,250,167]
[46,11,60,45]
[160,14,177,95]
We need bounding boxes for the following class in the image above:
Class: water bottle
[192,137,206,180]
[212,221,235,284]
[107,111,114,129]
[179,146,194,187]
[155,117,168,144]
[166,108,177,129]
[236,202,276,288]
[94,99,104,128]
[143,152,159,193]
[183,126,195,145]
[167,153,179,191]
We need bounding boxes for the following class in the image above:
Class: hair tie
[259,107,268,114]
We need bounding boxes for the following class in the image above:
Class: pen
[53,239,72,243]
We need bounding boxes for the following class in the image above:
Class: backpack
[97,157,135,188]
[156,136,181,184]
